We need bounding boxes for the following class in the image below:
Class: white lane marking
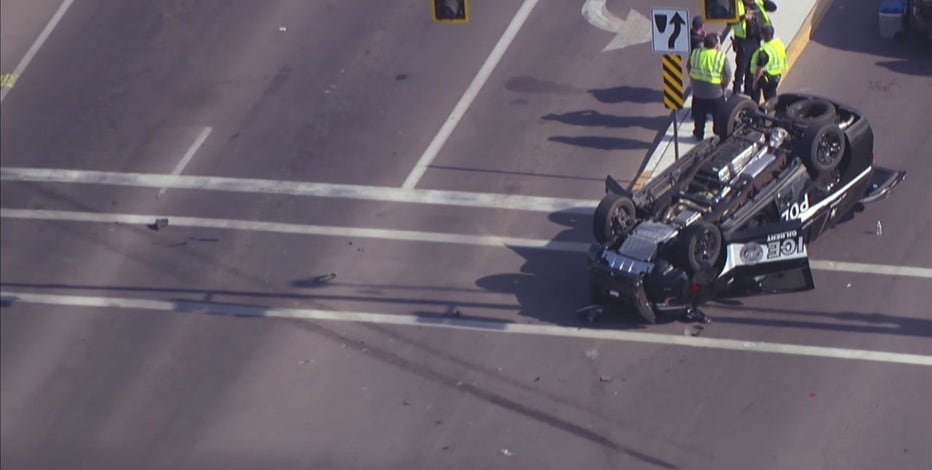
[401,0,539,190]
[159,127,212,196]
[581,0,651,52]
[0,0,75,103]
[2,208,931,280]
[808,260,932,279]
[0,208,587,251]
[0,167,594,213]
[2,290,929,366]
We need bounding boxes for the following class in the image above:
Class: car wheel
[678,222,723,274]
[593,193,637,244]
[785,98,837,127]
[801,123,846,175]
[723,95,758,137]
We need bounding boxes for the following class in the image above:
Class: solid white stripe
[2,290,929,366]
[2,208,930,279]
[0,0,74,102]
[401,0,539,190]
[0,208,587,252]
[0,167,593,213]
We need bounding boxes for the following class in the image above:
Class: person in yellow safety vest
[687,32,733,140]
[731,0,772,96]
[750,25,788,104]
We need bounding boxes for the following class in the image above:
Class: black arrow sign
[668,12,685,49]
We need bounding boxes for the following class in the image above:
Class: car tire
[785,98,837,127]
[593,193,637,244]
[678,222,723,274]
[723,95,758,137]
[800,122,846,175]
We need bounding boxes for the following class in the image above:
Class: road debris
[875,220,883,236]
[313,272,337,284]
[500,448,515,457]
[147,218,169,231]
[684,325,705,337]
[278,26,287,32]
[599,375,613,383]
[585,349,599,360]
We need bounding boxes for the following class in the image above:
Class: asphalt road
[1,0,930,469]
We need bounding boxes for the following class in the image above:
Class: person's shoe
[692,131,704,141]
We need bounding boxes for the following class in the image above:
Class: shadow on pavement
[588,85,663,104]
[707,300,932,337]
[809,0,932,77]
[504,76,583,95]
[542,110,670,130]
[548,135,651,151]
[474,208,647,329]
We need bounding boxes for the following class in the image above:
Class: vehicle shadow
[474,208,653,330]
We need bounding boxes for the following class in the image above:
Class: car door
[715,220,815,298]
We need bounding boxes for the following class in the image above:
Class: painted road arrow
[582,0,651,52]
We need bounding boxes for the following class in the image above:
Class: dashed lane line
[2,208,931,280]
[401,0,539,189]
[0,0,74,102]
[159,127,212,196]
[1,290,929,366]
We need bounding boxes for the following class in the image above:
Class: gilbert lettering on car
[586,93,906,323]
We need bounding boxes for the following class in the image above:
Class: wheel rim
[735,107,752,127]
[611,206,632,233]
[816,131,843,167]
[693,230,717,264]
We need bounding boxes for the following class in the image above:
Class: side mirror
[432,0,469,24]
[702,0,741,22]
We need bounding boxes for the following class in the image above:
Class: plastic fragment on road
[875,220,883,236]
[501,449,515,457]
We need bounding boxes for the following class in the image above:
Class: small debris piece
[147,218,169,231]
[585,349,599,360]
[500,448,514,457]
[534,377,540,382]
[684,325,705,337]
[278,26,287,32]
[875,220,883,236]
[599,375,613,383]
[402,400,412,406]
[809,393,816,398]
[846,283,852,288]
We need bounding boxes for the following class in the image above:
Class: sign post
[662,53,685,160]
[651,8,690,160]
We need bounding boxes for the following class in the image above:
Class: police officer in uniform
[687,32,733,140]
[731,0,772,96]
[750,25,787,103]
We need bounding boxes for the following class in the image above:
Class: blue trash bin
[879,0,906,38]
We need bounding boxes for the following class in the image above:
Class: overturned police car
[588,93,905,323]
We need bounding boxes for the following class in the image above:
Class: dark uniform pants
[733,37,760,95]
[692,95,726,139]
[751,74,781,104]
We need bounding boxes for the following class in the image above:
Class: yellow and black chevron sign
[662,54,685,110]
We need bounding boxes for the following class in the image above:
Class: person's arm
[722,58,733,92]
[752,50,769,88]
